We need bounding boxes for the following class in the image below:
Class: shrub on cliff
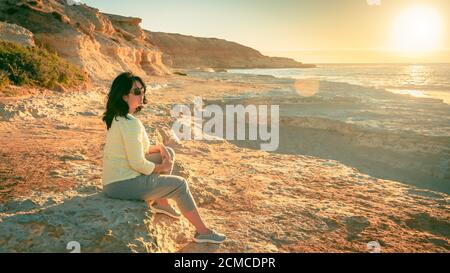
[0,41,87,92]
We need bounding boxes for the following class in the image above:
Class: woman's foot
[193,229,226,244]
[149,203,181,219]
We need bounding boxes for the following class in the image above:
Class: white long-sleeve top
[102,114,155,185]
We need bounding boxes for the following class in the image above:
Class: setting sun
[391,6,443,54]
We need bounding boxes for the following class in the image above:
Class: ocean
[197,64,450,192]
[229,63,450,104]
[227,64,450,138]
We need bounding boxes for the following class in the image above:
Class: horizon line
[263,49,450,52]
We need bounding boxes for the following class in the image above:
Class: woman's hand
[153,156,173,174]
[147,145,161,154]
[148,145,172,174]
[159,145,171,161]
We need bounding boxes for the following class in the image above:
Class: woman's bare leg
[182,208,210,234]
[154,199,169,206]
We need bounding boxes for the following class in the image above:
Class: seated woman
[101,72,225,244]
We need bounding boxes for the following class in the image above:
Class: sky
[80,0,450,63]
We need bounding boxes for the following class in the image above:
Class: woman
[101,72,225,244]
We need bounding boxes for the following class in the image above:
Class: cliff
[0,21,34,47]
[146,31,315,69]
[0,0,314,81]
[0,0,170,81]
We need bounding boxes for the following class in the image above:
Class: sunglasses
[131,87,145,96]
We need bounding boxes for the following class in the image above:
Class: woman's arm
[147,144,172,174]
[148,144,172,160]
[118,119,155,175]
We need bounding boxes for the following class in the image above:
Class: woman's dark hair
[102,72,147,130]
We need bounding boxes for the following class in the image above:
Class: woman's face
[123,81,145,114]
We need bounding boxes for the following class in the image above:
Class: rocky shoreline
[0,73,449,252]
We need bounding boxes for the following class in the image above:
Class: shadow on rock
[0,188,162,253]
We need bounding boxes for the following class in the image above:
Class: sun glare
[391,6,443,54]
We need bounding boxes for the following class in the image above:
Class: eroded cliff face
[0,0,170,81]
[0,21,35,47]
[146,31,316,69]
[0,0,314,80]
